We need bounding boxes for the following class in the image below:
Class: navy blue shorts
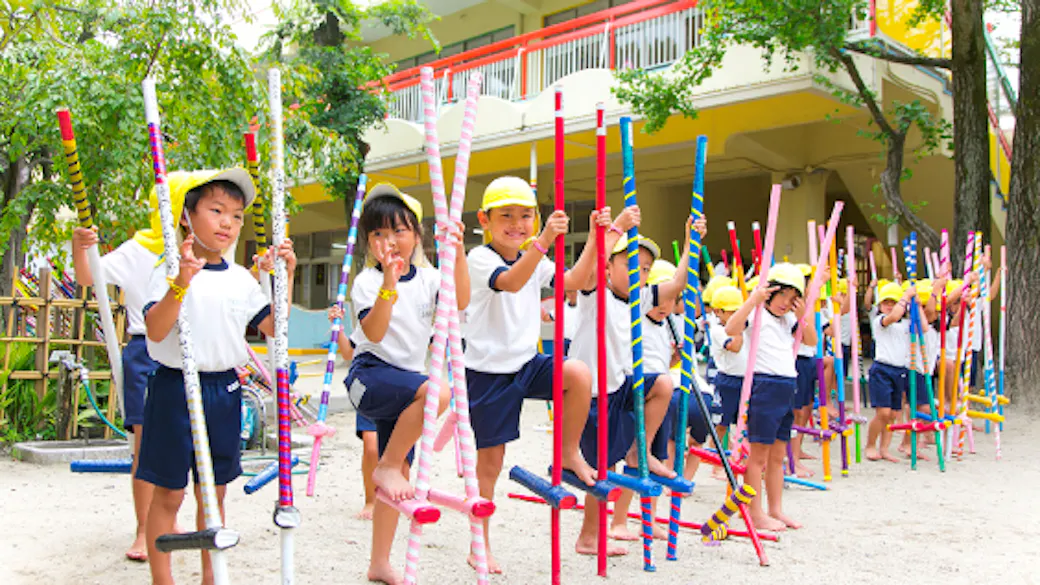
[746,374,796,445]
[714,372,742,426]
[907,372,932,409]
[468,353,555,449]
[659,389,712,455]
[970,350,981,387]
[705,355,717,386]
[356,411,377,439]
[562,339,572,357]
[121,335,157,431]
[842,344,853,370]
[135,367,242,490]
[580,373,660,468]
[345,353,423,464]
[794,356,818,409]
[869,362,906,411]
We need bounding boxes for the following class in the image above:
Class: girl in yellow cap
[865,281,916,463]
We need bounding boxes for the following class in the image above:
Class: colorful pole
[619,116,655,572]
[998,245,1006,430]
[890,246,900,282]
[977,241,1000,458]
[791,204,845,353]
[306,175,366,496]
[667,136,706,563]
[551,86,566,585]
[594,102,609,577]
[846,226,863,463]
[142,78,237,582]
[752,222,763,274]
[700,485,756,543]
[55,109,125,419]
[727,222,747,299]
[903,236,919,470]
[828,235,848,476]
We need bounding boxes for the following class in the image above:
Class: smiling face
[766,285,800,316]
[480,205,537,253]
[181,183,245,257]
[366,215,419,271]
[607,247,653,298]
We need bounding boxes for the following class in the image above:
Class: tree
[614,0,965,253]
[261,0,436,216]
[0,0,264,297]
[1005,0,1038,403]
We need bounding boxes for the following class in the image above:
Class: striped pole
[846,226,863,463]
[619,116,655,572]
[55,109,125,418]
[305,175,366,496]
[551,86,565,585]
[267,68,300,585]
[903,235,919,470]
[667,135,706,562]
[977,241,1000,458]
[828,234,847,476]
[792,206,845,353]
[244,132,277,384]
[142,78,237,584]
[700,485,755,543]
[956,235,981,457]
[998,245,1006,431]
[594,102,609,578]
[727,222,747,299]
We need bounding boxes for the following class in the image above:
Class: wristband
[378,287,398,304]
[609,224,625,237]
[166,277,189,302]
[532,240,549,255]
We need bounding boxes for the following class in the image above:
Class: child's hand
[903,286,917,301]
[538,210,569,249]
[868,277,878,289]
[452,220,466,253]
[277,238,297,273]
[327,305,345,323]
[750,284,778,306]
[792,296,808,320]
[932,276,948,297]
[373,238,405,288]
[692,216,707,239]
[614,205,640,232]
[177,234,205,286]
[72,227,99,250]
[589,207,612,231]
[982,245,992,271]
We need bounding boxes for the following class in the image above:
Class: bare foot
[646,455,677,479]
[880,451,901,463]
[865,447,882,461]
[576,534,628,556]
[354,503,374,520]
[372,462,414,501]
[608,524,639,541]
[652,522,669,540]
[770,511,802,530]
[797,451,817,460]
[915,451,931,462]
[897,443,909,455]
[562,451,597,486]
[711,467,727,481]
[468,552,502,574]
[794,462,815,479]
[125,535,147,562]
[368,562,404,585]
[750,514,786,532]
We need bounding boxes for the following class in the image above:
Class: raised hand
[177,234,205,285]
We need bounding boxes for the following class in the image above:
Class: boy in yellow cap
[864,281,916,462]
[140,169,296,585]
[464,176,601,571]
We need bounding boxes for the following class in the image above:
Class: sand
[1,363,1037,585]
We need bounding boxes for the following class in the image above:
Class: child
[707,284,748,464]
[72,203,166,562]
[864,282,915,463]
[570,207,678,556]
[343,183,468,585]
[326,306,376,519]
[791,264,829,478]
[463,176,596,572]
[139,169,295,585]
[725,262,814,532]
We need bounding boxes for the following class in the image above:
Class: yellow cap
[133,168,257,256]
[837,278,849,294]
[611,234,661,261]
[482,176,537,210]
[366,183,424,221]
[877,278,891,291]
[711,285,744,312]
[745,276,759,291]
[702,275,734,304]
[915,279,933,302]
[648,259,676,286]
[946,279,963,295]
[878,282,903,304]
[796,263,813,277]
[767,262,805,294]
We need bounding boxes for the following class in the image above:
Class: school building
[256,0,1014,318]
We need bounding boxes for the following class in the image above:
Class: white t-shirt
[749,310,798,378]
[145,260,269,371]
[921,327,940,373]
[352,265,438,373]
[944,325,963,362]
[101,239,157,336]
[642,315,673,374]
[871,313,911,368]
[840,310,853,346]
[709,319,748,376]
[464,246,554,373]
[797,305,830,357]
[563,302,579,341]
[571,286,641,397]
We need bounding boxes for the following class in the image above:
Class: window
[396,26,516,70]
[543,0,634,27]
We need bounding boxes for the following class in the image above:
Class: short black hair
[767,282,802,304]
[359,195,422,240]
[185,180,247,213]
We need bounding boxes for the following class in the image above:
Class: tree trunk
[881,133,941,255]
[1005,0,1040,406]
[950,0,992,275]
[1,156,31,301]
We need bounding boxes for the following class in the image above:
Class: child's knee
[477,447,505,479]
[648,377,672,401]
[563,360,591,393]
[152,487,184,512]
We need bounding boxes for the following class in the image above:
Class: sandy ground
[1,362,1037,585]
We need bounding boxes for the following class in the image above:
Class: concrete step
[12,439,131,465]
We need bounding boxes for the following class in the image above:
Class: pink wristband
[532,240,549,255]
[609,224,625,237]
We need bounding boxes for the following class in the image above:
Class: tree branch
[832,48,898,138]
[144,30,168,79]
[844,42,953,69]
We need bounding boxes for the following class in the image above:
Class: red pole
[551,87,565,585]
[595,102,608,578]
[752,221,763,273]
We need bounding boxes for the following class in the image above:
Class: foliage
[0,341,55,444]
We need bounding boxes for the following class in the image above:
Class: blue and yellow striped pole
[667,135,706,561]
[619,117,655,572]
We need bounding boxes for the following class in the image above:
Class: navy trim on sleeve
[489,266,509,292]
[651,284,659,308]
[249,305,272,329]
[358,308,372,321]
[142,301,156,320]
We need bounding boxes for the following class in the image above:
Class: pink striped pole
[890,246,900,282]
[791,203,845,354]
[846,226,863,461]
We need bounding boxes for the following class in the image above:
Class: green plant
[0,342,57,444]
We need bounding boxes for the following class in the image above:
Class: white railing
[615,7,701,72]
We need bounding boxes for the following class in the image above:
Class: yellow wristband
[166,277,189,302]
[378,287,398,304]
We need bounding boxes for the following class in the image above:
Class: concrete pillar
[771,170,829,264]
